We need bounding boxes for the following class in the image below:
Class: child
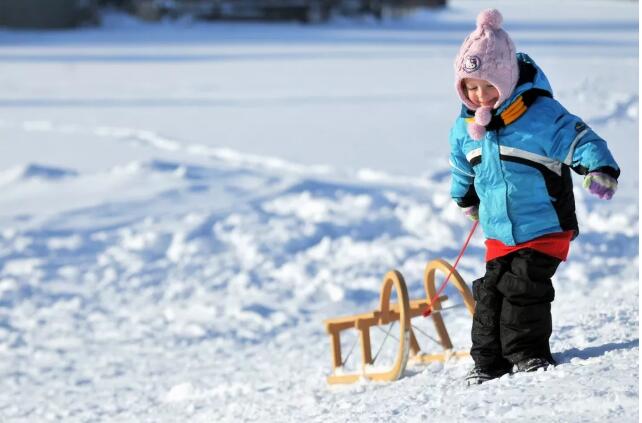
[448,9,620,385]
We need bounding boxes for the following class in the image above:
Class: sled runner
[323,259,474,384]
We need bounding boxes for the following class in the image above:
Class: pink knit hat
[454,9,519,140]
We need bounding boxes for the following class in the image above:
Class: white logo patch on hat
[463,56,481,73]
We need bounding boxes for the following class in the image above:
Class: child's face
[463,78,500,108]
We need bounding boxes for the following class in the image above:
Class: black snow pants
[470,248,561,370]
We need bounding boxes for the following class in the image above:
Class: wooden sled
[323,259,475,384]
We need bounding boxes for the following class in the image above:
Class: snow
[0,0,638,421]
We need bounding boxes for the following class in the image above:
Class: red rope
[423,220,478,317]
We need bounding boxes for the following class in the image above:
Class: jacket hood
[497,53,553,113]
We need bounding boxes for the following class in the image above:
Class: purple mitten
[583,172,617,200]
[462,205,479,221]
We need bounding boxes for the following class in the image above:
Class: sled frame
[324,259,474,384]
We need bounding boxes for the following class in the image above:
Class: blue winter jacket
[449,53,620,246]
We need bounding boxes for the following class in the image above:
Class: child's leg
[497,249,560,364]
[470,255,513,371]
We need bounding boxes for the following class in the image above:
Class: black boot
[465,365,512,386]
[515,357,551,372]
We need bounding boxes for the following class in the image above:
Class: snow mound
[0,163,78,185]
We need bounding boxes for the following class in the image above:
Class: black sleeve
[455,184,480,208]
[572,165,620,179]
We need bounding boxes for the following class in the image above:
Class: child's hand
[583,172,618,200]
[462,205,479,221]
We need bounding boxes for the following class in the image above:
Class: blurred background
[0,0,448,28]
[0,0,636,180]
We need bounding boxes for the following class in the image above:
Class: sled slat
[411,350,470,363]
[327,373,361,384]
[324,311,381,332]
[324,296,448,333]
[329,333,342,369]
[356,319,373,365]
[392,296,448,317]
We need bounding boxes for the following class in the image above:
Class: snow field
[0,0,638,421]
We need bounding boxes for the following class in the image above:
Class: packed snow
[0,0,638,421]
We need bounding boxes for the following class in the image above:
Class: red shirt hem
[485,231,574,262]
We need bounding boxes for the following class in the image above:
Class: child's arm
[449,128,479,208]
[549,112,619,175]
[547,108,620,199]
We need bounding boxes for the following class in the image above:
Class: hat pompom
[475,106,492,126]
[476,9,503,30]
[468,122,486,141]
